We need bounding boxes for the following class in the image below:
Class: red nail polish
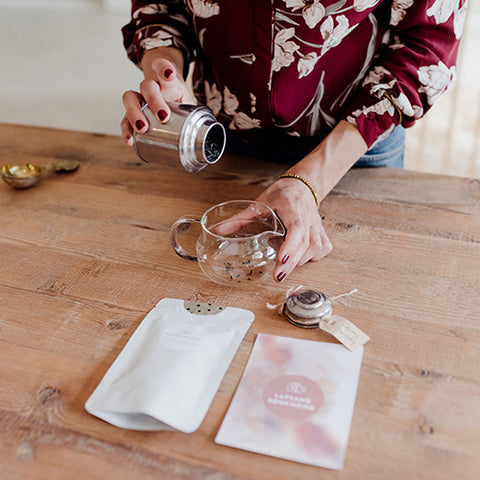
[158,110,168,121]
[277,272,286,282]
[282,255,289,264]
[135,120,145,130]
[164,69,173,79]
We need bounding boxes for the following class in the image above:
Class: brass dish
[1,159,80,189]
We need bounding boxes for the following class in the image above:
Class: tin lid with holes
[284,288,332,328]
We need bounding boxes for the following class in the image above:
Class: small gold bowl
[1,164,43,189]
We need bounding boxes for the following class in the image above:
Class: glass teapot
[170,200,286,286]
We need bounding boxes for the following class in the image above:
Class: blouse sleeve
[344,0,468,147]
[121,1,198,78]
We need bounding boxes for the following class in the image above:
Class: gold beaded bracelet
[277,173,320,208]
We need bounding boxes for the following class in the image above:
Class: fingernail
[135,120,145,131]
[281,254,289,264]
[164,68,173,79]
[158,110,168,122]
[277,272,287,282]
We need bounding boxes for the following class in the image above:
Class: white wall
[0,3,142,135]
[0,0,128,12]
[102,0,130,13]
[0,1,96,8]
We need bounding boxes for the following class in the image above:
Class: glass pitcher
[170,200,286,286]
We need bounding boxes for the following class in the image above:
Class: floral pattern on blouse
[122,0,466,147]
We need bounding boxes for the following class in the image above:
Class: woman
[120,0,465,282]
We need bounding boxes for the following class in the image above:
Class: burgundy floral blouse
[122,0,466,147]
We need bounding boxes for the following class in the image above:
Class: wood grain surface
[1,123,479,480]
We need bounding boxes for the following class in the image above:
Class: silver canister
[284,288,332,328]
[133,103,226,173]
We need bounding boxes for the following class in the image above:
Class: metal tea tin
[133,103,226,173]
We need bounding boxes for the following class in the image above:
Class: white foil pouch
[85,298,254,433]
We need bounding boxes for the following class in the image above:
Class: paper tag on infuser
[319,315,369,352]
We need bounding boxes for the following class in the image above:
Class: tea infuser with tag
[280,286,369,351]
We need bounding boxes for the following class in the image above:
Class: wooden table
[1,123,479,480]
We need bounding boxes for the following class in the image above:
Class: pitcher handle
[169,217,200,261]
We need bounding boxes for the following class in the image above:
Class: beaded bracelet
[277,173,320,208]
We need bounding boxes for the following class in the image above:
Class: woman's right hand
[121,47,196,145]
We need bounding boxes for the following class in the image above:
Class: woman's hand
[256,178,332,283]
[257,121,369,282]
[121,47,196,146]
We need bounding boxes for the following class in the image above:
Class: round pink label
[262,375,324,420]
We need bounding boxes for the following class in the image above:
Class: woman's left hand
[256,176,332,283]
[255,120,370,282]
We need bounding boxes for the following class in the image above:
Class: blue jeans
[226,126,405,169]
[353,126,405,168]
